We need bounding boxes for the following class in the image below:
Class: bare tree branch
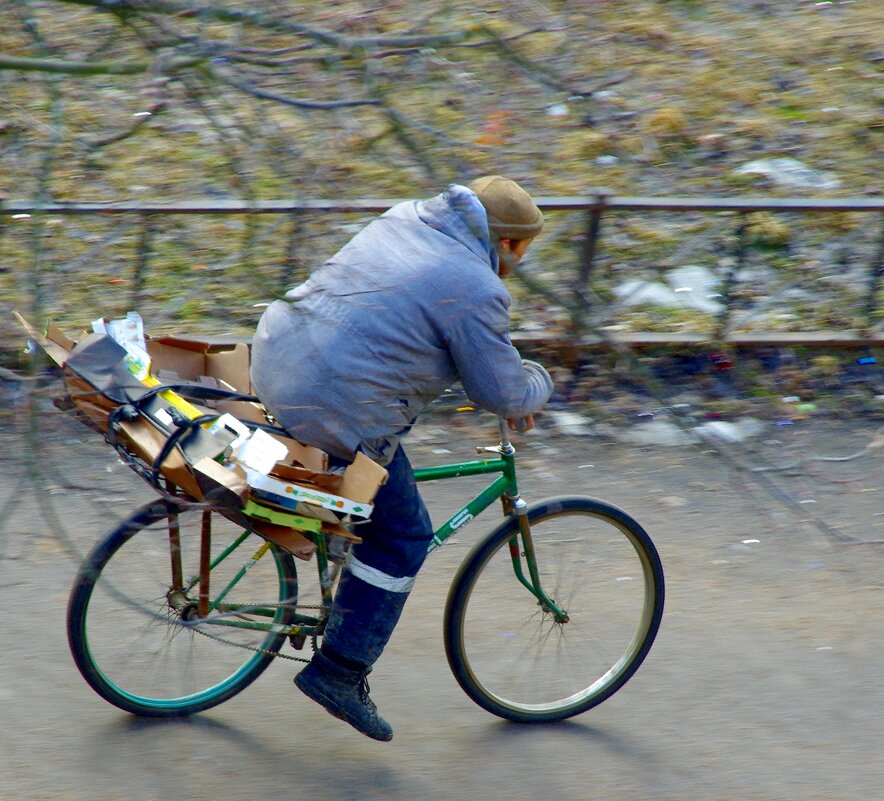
[0,52,202,75]
[209,65,382,110]
[224,27,558,70]
[85,99,167,149]
[55,0,477,51]
[0,52,141,75]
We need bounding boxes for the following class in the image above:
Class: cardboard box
[13,313,388,552]
[245,451,387,522]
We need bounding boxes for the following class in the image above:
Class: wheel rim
[76,509,295,711]
[454,507,660,716]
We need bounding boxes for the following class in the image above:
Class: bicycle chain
[176,562,342,663]
[186,601,325,663]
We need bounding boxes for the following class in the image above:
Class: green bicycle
[67,417,664,724]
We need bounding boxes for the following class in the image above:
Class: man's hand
[507,415,534,433]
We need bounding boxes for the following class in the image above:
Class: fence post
[572,188,609,332]
[0,203,5,271]
[130,212,154,309]
[279,211,304,292]
[716,213,748,341]
[864,216,884,334]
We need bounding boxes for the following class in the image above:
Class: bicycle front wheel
[444,496,664,723]
[67,501,299,717]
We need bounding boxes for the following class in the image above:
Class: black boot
[294,650,393,741]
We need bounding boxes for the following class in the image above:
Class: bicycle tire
[67,501,299,717]
[444,496,664,723]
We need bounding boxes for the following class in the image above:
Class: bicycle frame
[178,418,566,637]
[414,418,567,620]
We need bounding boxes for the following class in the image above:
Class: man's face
[496,238,533,278]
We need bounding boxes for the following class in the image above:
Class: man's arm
[443,291,553,420]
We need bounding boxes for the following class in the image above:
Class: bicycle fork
[503,494,570,624]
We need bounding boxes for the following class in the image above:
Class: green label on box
[243,500,322,533]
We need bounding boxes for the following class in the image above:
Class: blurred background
[2,1,881,365]
[2,0,883,424]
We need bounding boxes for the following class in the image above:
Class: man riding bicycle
[250,175,552,741]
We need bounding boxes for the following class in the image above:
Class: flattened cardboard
[146,339,205,380]
[321,521,363,543]
[13,311,70,367]
[272,435,328,474]
[258,452,388,525]
[271,463,341,492]
[151,334,250,353]
[193,457,249,511]
[115,416,202,498]
[46,322,76,354]
[247,483,343,524]
[244,518,317,560]
[338,452,389,503]
[61,369,118,432]
[205,344,250,391]
[59,332,239,470]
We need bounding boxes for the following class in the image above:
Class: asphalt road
[1,411,882,801]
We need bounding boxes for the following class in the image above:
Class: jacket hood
[413,184,500,274]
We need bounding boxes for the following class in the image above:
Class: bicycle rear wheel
[67,501,299,717]
[444,496,664,723]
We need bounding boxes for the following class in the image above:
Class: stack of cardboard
[14,312,387,560]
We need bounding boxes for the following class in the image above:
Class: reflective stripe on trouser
[320,567,411,668]
[321,445,434,668]
[346,552,416,593]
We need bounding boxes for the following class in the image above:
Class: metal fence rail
[3,194,883,348]
[6,195,883,213]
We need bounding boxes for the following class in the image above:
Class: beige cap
[468,175,544,240]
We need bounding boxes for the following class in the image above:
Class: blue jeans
[321,445,434,668]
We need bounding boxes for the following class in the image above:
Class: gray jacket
[250,184,553,462]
